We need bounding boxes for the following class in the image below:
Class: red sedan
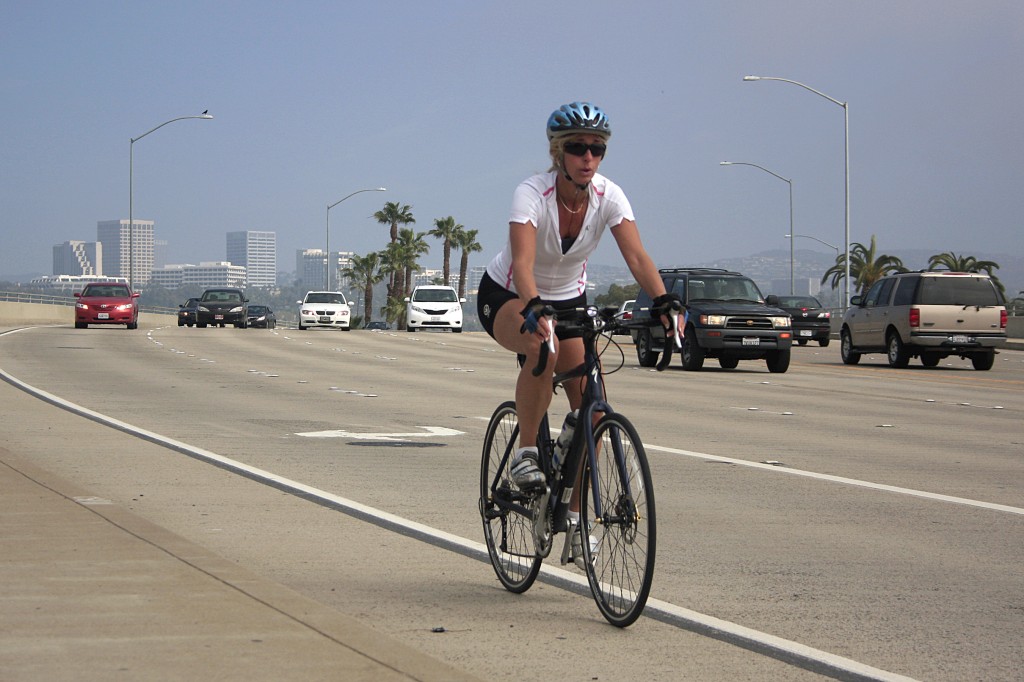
[74,282,140,329]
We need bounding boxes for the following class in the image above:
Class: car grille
[422,308,448,315]
[725,316,774,330]
[314,309,340,315]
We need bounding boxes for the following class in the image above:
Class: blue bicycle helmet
[546,101,611,140]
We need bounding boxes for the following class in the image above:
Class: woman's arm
[610,219,667,297]
[509,221,540,300]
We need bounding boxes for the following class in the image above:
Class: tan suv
[840,271,1007,370]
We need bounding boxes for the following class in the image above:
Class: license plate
[319,316,332,323]
[799,330,812,337]
[97,313,109,319]
[430,316,441,322]
[742,337,760,346]
[950,334,971,343]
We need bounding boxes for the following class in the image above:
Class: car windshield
[248,305,268,314]
[413,289,458,303]
[83,285,130,297]
[688,277,763,303]
[776,296,821,308]
[306,293,347,304]
[203,291,243,303]
[918,277,1001,306]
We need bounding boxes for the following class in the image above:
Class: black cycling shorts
[476,272,586,340]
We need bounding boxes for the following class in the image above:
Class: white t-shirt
[485,171,634,300]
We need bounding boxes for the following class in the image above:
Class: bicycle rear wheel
[580,412,656,627]
[479,401,542,593]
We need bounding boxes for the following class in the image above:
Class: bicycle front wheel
[479,401,542,593]
[580,412,656,627]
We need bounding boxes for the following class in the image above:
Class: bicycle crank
[530,487,553,557]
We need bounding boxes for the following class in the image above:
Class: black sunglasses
[563,142,607,158]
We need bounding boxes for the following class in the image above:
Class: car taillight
[909,307,920,328]
[1000,309,1007,329]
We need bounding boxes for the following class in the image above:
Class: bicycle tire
[479,401,542,593]
[580,412,656,627]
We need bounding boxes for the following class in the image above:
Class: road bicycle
[478,303,679,627]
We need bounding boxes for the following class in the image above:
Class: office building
[53,240,102,277]
[227,231,277,288]
[97,219,155,285]
[296,249,353,290]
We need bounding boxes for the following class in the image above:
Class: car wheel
[819,338,830,347]
[75,322,87,329]
[298,323,306,330]
[127,319,138,330]
[680,326,705,371]
[636,330,659,368]
[887,331,910,368]
[453,327,463,333]
[971,351,995,371]
[178,320,184,327]
[766,349,791,373]
[198,322,207,328]
[920,353,941,368]
[796,339,808,346]
[840,328,860,365]
[718,356,739,369]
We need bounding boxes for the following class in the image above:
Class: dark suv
[196,288,249,328]
[630,268,793,372]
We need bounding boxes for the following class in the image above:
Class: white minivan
[405,285,464,332]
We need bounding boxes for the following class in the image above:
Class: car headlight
[230,306,243,313]
[76,303,88,310]
[411,305,425,314]
[115,304,133,311]
[770,316,791,328]
[699,314,727,326]
[198,306,210,312]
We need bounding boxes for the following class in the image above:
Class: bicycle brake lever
[655,307,685,372]
[531,307,557,377]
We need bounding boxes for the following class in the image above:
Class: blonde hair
[547,134,608,172]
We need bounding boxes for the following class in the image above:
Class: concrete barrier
[0,301,174,327]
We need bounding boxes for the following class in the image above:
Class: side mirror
[850,295,864,307]
[765,295,779,306]
[132,292,140,299]
[403,297,410,302]
[74,292,82,298]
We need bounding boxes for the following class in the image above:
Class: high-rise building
[295,249,352,290]
[53,240,102,277]
[227,231,277,288]
[97,219,155,285]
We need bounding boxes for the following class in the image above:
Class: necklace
[558,194,583,214]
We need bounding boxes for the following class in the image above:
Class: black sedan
[766,295,832,347]
[178,297,200,327]
[246,304,277,329]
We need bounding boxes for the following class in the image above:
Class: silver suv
[840,271,1007,370]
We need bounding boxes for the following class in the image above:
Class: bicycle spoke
[582,413,656,627]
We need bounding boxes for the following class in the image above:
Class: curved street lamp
[785,233,840,257]
[743,75,850,309]
[129,112,213,290]
[720,161,794,294]
[326,187,386,290]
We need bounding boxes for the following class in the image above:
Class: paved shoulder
[0,449,481,682]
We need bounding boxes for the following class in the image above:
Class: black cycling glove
[652,293,683,316]
[519,297,546,334]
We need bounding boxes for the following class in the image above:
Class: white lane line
[0,361,920,681]
[646,444,1024,516]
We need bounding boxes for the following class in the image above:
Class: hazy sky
[2,1,1021,280]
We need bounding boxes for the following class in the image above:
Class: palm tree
[378,242,405,327]
[428,216,463,286]
[927,252,1004,296]
[821,235,907,296]
[397,228,430,304]
[374,202,416,305]
[454,227,483,299]
[340,252,385,326]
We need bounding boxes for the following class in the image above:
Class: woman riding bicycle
[477,101,679,500]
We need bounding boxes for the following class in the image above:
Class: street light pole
[720,161,794,294]
[743,76,850,309]
[785,233,840,258]
[129,112,213,291]
[325,187,386,290]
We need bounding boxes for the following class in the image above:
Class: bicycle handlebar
[654,303,685,372]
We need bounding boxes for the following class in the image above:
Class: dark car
[765,295,831,347]
[246,304,277,329]
[178,297,201,327]
[630,268,793,372]
[74,282,140,330]
[197,288,248,328]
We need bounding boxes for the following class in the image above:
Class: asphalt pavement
[0,447,481,682]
